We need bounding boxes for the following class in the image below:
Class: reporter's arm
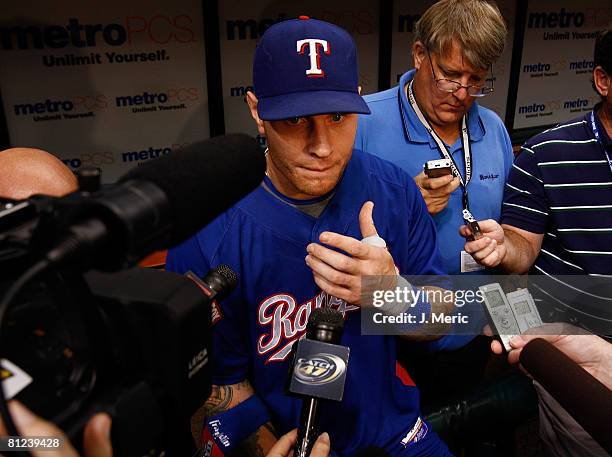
[499,225,543,274]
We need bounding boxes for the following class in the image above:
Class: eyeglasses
[427,50,494,97]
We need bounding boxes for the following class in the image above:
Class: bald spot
[0,148,78,199]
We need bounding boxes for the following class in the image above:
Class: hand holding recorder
[460,219,506,267]
[414,159,461,215]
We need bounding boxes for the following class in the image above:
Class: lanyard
[405,80,475,217]
[589,110,612,177]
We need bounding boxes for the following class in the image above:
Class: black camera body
[1,196,213,456]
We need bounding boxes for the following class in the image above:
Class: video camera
[0,192,236,456]
[0,134,265,456]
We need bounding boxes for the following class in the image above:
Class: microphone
[289,308,349,457]
[520,338,612,454]
[185,264,238,323]
[43,134,265,270]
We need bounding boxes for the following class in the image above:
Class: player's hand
[0,401,112,457]
[460,219,506,267]
[266,429,330,457]
[414,172,460,215]
[305,201,396,305]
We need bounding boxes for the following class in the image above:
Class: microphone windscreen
[520,338,612,453]
[120,134,265,246]
[308,307,344,328]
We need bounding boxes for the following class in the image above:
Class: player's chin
[297,175,339,197]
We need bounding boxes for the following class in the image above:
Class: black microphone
[520,338,612,454]
[289,308,349,457]
[44,134,265,270]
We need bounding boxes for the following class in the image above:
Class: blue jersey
[167,149,452,456]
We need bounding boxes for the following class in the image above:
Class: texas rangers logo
[257,291,357,363]
[297,38,330,77]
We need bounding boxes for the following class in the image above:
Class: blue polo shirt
[355,70,514,274]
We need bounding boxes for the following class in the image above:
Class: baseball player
[167,17,454,457]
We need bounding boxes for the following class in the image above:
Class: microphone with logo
[288,308,349,457]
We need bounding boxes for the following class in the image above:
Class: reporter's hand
[266,429,330,457]
[305,201,396,305]
[414,172,460,215]
[514,324,610,385]
[1,401,112,457]
[460,219,506,267]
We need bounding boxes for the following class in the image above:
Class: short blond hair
[414,0,507,69]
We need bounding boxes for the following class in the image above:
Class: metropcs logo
[0,16,195,50]
[115,88,199,113]
[527,7,612,29]
[564,98,591,112]
[527,8,585,28]
[122,146,171,163]
[518,103,551,119]
[14,95,107,116]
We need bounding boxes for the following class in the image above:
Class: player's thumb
[359,201,378,238]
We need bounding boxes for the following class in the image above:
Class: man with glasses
[356,0,512,277]
[354,0,513,419]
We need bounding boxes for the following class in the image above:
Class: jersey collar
[398,69,485,148]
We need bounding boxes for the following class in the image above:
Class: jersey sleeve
[166,211,251,385]
[501,143,549,234]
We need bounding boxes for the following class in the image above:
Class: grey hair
[414,0,507,69]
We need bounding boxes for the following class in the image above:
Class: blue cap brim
[257,90,371,121]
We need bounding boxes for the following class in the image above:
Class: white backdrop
[0,0,209,183]
[513,1,612,129]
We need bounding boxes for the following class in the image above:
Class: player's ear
[246,91,266,136]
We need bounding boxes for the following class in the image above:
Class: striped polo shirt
[501,108,612,277]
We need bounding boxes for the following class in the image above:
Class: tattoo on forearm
[203,385,233,417]
[203,380,250,417]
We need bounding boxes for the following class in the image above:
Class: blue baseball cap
[252,16,370,121]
